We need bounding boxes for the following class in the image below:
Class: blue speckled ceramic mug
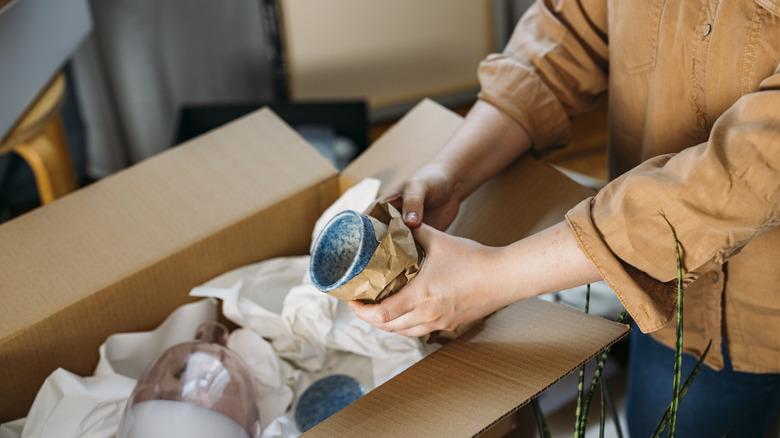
[310,210,381,292]
[294,374,364,432]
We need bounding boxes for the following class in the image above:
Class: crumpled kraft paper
[327,202,424,303]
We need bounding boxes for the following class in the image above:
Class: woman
[350,0,780,436]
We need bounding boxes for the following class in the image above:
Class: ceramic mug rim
[310,210,374,292]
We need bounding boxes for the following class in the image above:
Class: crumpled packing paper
[192,273,425,386]
[1,370,135,438]
[2,178,429,438]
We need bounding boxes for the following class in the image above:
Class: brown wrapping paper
[328,202,424,303]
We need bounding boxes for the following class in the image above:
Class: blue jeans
[626,323,780,437]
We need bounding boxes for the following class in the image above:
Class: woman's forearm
[486,221,602,309]
[432,103,593,307]
[435,100,533,201]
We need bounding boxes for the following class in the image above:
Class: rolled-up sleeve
[478,0,609,150]
[566,66,780,333]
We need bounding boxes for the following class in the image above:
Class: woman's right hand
[384,100,533,231]
[388,162,462,231]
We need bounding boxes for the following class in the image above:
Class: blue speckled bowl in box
[295,374,364,432]
[310,210,380,292]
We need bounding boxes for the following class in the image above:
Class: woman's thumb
[402,180,425,227]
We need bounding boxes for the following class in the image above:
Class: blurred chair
[0,74,76,204]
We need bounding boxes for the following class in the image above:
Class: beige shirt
[478,0,780,372]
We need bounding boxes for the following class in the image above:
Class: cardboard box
[0,99,628,435]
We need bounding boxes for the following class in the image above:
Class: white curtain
[72,0,273,178]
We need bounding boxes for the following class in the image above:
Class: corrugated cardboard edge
[468,319,629,436]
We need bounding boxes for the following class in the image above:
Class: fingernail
[405,211,418,223]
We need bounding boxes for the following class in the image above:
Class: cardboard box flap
[449,156,595,244]
[0,108,339,420]
[340,98,462,196]
[307,299,629,437]
[0,108,334,341]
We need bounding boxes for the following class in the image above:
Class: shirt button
[702,23,713,37]
[710,272,720,283]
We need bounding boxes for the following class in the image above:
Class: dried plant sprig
[532,398,551,438]
[574,284,592,437]
[651,339,713,438]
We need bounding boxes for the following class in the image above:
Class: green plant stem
[574,284,591,438]
[580,349,606,434]
[532,398,551,438]
[578,311,628,434]
[602,376,624,438]
[664,217,684,438]
[651,340,713,438]
[599,376,606,438]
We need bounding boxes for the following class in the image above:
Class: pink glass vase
[117,322,261,438]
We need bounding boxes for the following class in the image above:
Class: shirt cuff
[477,53,570,151]
[565,198,677,333]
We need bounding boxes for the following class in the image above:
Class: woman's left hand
[349,224,506,337]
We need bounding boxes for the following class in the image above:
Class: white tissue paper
[95,297,219,379]
[3,178,428,438]
[16,370,135,438]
